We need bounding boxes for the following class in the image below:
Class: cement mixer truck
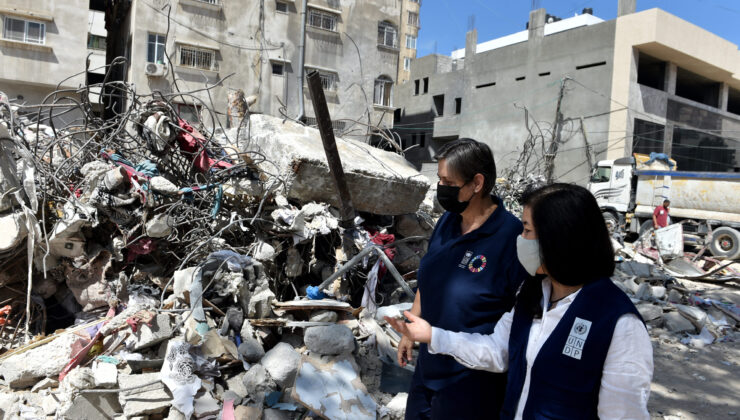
[587,154,740,260]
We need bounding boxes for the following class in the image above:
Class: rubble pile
[0,84,437,419]
[610,231,740,349]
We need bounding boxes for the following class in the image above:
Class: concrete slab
[228,114,430,215]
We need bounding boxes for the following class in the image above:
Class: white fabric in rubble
[161,340,202,419]
[271,202,339,244]
[654,224,683,260]
[361,259,382,316]
[144,113,172,153]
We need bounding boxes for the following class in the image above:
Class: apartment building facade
[0,1,91,123]
[110,0,407,139]
[397,0,420,84]
[394,0,740,184]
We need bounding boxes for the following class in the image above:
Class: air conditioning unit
[145,63,167,77]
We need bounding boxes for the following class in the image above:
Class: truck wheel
[708,227,740,260]
[603,212,619,234]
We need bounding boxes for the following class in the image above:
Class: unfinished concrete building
[397,0,420,85]
[393,0,740,183]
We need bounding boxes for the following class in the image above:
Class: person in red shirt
[653,200,670,229]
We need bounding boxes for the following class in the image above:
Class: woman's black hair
[517,183,615,318]
[434,138,496,195]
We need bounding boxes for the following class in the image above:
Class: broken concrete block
[260,342,301,388]
[231,114,431,215]
[150,176,180,195]
[234,405,263,420]
[635,282,653,301]
[0,212,28,252]
[0,332,77,389]
[664,312,696,334]
[304,325,356,355]
[30,377,59,392]
[62,393,122,420]
[238,336,265,363]
[117,372,172,417]
[125,313,174,351]
[636,304,663,322]
[651,286,666,300]
[226,372,248,399]
[93,360,118,388]
[395,214,432,238]
[667,289,682,303]
[309,310,338,323]
[0,392,18,418]
[145,213,174,238]
[253,241,276,261]
[194,392,221,418]
[292,356,376,420]
[242,364,277,397]
[385,392,408,420]
[65,251,113,311]
[248,289,275,319]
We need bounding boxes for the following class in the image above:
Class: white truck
[588,154,740,260]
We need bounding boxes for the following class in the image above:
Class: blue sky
[417,0,740,57]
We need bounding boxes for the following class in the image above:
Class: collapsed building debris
[0,61,438,419]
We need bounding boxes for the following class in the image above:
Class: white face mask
[516,236,542,276]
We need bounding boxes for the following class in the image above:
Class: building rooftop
[450,12,604,59]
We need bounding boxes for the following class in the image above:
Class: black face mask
[436,182,472,214]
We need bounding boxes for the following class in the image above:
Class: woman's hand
[385,311,432,344]
[396,335,414,367]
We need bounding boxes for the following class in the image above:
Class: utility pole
[545,77,568,183]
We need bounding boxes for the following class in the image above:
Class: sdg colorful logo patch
[468,255,487,273]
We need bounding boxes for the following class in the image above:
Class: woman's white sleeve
[598,313,654,420]
[428,308,514,373]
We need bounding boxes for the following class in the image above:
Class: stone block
[229,114,431,216]
[304,325,356,355]
[225,372,248,399]
[93,360,118,388]
[309,310,338,323]
[664,312,696,334]
[260,342,301,388]
[0,332,77,389]
[126,313,174,351]
[242,364,277,397]
[117,372,173,417]
[63,393,122,420]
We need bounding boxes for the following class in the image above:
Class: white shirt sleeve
[427,308,514,373]
[598,313,654,420]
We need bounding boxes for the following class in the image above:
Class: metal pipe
[316,246,415,300]
[297,0,308,121]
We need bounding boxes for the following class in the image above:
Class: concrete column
[528,9,546,40]
[663,122,674,156]
[465,29,477,60]
[618,0,636,17]
[719,82,729,111]
[664,62,677,95]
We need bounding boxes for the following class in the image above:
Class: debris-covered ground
[0,70,738,419]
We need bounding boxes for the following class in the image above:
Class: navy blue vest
[501,278,643,420]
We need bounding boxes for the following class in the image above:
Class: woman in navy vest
[401,139,528,419]
[388,183,653,420]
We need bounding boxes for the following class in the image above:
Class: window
[408,12,419,27]
[637,53,666,91]
[632,118,665,156]
[177,104,201,122]
[433,94,444,116]
[423,77,429,94]
[179,46,217,71]
[377,21,398,48]
[374,76,393,107]
[419,133,426,147]
[590,166,611,183]
[308,9,338,32]
[308,69,338,91]
[276,1,288,13]
[147,34,166,64]
[3,17,45,45]
[405,35,417,50]
[414,79,420,95]
[87,34,106,50]
[272,62,284,75]
[404,57,411,71]
[455,97,461,114]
